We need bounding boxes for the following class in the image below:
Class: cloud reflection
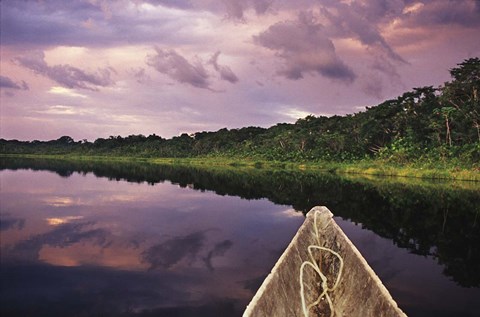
[0,215,26,231]
[0,167,306,316]
[204,239,233,271]
[7,221,109,263]
[142,231,206,270]
[42,196,77,207]
[46,216,83,226]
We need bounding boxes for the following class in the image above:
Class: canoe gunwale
[243,206,407,317]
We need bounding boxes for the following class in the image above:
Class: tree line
[1,58,479,165]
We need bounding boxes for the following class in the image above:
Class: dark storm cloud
[0,76,29,91]
[142,231,206,269]
[14,50,115,90]
[209,51,239,83]
[254,11,356,83]
[146,48,211,89]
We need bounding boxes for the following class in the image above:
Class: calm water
[1,158,480,317]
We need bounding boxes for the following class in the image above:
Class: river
[1,157,479,317]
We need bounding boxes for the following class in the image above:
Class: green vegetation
[2,58,479,179]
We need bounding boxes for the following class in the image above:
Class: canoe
[243,206,407,317]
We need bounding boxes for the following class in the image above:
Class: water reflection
[1,164,304,317]
[1,157,480,317]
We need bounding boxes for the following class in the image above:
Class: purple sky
[1,0,479,141]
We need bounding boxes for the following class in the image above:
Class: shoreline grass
[1,153,479,182]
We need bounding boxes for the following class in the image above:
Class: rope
[300,211,344,317]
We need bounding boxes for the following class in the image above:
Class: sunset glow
[1,0,479,141]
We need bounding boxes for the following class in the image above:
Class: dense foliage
[2,58,479,166]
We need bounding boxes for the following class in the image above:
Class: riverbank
[2,153,479,182]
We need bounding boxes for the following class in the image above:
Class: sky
[1,0,479,141]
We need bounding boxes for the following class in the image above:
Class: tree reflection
[2,157,479,287]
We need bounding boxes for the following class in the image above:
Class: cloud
[280,107,313,120]
[254,11,356,83]
[317,0,479,62]
[319,1,405,63]
[48,86,88,98]
[209,51,239,83]
[359,51,404,98]
[1,0,101,46]
[144,0,194,10]
[130,67,152,84]
[251,0,273,15]
[146,47,211,89]
[14,50,115,91]
[38,105,91,116]
[0,75,29,90]
[401,0,480,28]
[2,0,479,141]
[222,0,247,20]
[0,0,202,48]
[221,0,273,20]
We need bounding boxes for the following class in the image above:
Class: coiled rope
[300,211,344,317]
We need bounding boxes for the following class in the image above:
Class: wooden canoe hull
[243,206,407,317]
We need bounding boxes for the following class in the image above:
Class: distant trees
[1,57,478,166]
[440,57,480,144]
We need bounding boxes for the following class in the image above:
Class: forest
[1,58,479,167]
